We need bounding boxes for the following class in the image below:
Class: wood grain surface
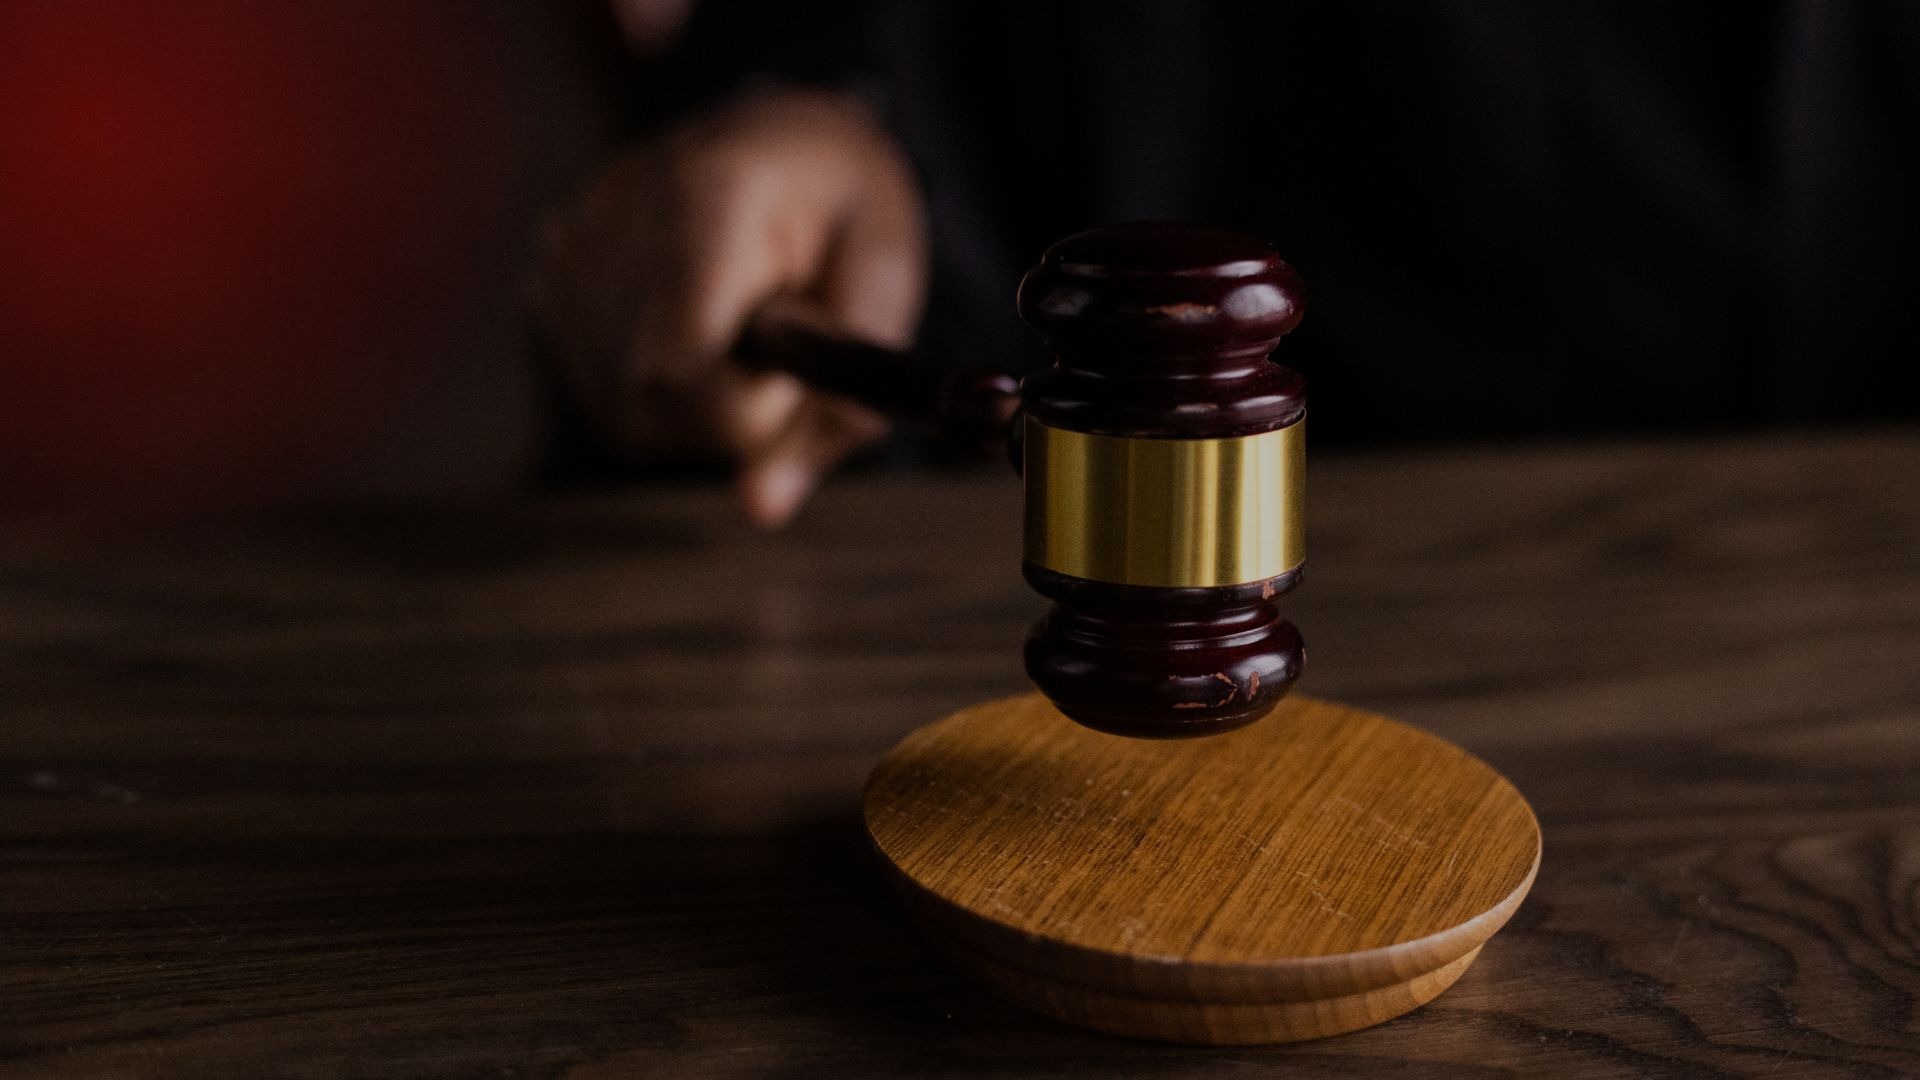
[865,692,1540,1042]
[2,430,1918,1077]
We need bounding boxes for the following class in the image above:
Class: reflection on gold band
[1023,417,1304,588]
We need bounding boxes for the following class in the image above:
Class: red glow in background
[0,3,604,516]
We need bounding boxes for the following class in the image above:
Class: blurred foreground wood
[1,430,1916,1077]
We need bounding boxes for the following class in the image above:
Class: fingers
[677,95,922,487]
[726,111,925,529]
[672,165,811,383]
[715,369,808,452]
[736,394,890,528]
[814,138,928,350]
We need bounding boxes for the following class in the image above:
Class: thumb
[736,395,890,529]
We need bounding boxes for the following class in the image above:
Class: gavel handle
[736,293,1022,457]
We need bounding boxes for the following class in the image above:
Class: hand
[530,88,927,527]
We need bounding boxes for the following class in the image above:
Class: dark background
[0,3,622,516]
[3,1,1916,518]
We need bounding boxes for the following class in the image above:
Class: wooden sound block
[863,693,1541,1044]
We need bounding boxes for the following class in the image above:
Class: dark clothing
[648,1,1920,445]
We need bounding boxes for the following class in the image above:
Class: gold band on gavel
[1023,416,1305,589]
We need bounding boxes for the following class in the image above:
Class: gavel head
[1017,223,1307,738]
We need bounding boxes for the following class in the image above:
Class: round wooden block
[864,693,1541,1044]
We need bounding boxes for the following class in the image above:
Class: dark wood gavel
[737,223,1308,738]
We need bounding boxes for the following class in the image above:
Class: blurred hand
[530,88,927,527]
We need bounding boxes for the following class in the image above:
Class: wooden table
[3,431,1917,1078]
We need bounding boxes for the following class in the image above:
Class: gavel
[737,223,1307,738]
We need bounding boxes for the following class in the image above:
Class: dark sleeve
[615,0,890,138]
